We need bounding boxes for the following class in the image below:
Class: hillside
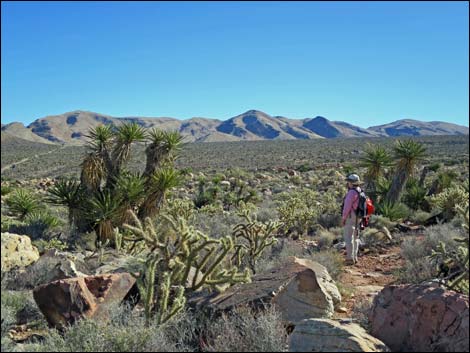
[2,110,468,145]
[368,119,469,136]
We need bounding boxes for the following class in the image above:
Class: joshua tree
[385,139,426,205]
[46,123,184,244]
[360,144,393,200]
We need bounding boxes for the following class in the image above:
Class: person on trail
[341,174,363,265]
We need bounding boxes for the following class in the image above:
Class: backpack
[354,187,375,227]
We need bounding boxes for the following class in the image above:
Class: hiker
[341,174,363,265]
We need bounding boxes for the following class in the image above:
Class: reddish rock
[33,273,137,328]
[369,284,469,352]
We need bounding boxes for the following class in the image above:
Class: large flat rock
[190,257,341,323]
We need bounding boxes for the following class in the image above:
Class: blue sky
[1,1,469,126]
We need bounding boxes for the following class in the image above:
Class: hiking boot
[345,259,355,266]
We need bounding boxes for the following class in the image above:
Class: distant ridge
[2,110,468,145]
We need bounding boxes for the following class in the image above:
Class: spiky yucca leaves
[107,123,146,187]
[429,205,469,294]
[232,208,281,274]
[86,190,122,242]
[5,189,40,220]
[84,124,114,174]
[403,178,427,210]
[386,139,427,204]
[45,179,85,237]
[360,144,393,198]
[80,152,106,192]
[143,129,185,179]
[114,172,146,225]
[138,168,182,220]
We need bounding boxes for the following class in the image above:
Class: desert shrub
[429,205,469,294]
[1,216,24,233]
[202,305,287,352]
[309,249,343,280]
[20,305,196,352]
[376,201,410,221]
[351,297,373,331]
[368,214,396,231]
[360,227,392,248]
[33,238,68,253]
[1,299,15,338]
[9,211,62,240]
[396,224,464,285]
[255,239,304,273]
[1,185,13,196]
[316,229,337,250]
[191,211,242,239]
[427,184,469,221]
[409,210,432,225]
[5,189,40,220]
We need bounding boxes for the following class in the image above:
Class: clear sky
[1,1,469,126]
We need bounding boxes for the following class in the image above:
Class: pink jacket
[342,187,360,222]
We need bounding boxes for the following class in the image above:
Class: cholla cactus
[123,209,250,323]
[233,207,282,273]
[429,204,469,294]
[276,190,321,238]
[427,184,469,221]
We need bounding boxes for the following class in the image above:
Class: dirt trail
[334,245,405,318]
[1,145,66,173]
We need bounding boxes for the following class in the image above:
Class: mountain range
[1,110,468,145]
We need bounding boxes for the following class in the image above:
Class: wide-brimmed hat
[344,173,363,185]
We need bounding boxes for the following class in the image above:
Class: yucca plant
[376,200,410,222]
[360,144,393,199]
[48,123,184,248]
[86,190,122,242]
[403,178,427,210]
[138,168,182,219]
[46,178,85,238]
[386,139,427,204]
[108,122,146,187]
[6,189,40,220]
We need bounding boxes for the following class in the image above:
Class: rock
[369,284,469,352]
[33,273,137,328]
[336,306,348,313]
[220,180,231,187]
[289,318,389,352]
[1,233,39,272]
[21,249,89,287]
[189,257,341,323]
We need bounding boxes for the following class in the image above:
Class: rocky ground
[335,245,405,319]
